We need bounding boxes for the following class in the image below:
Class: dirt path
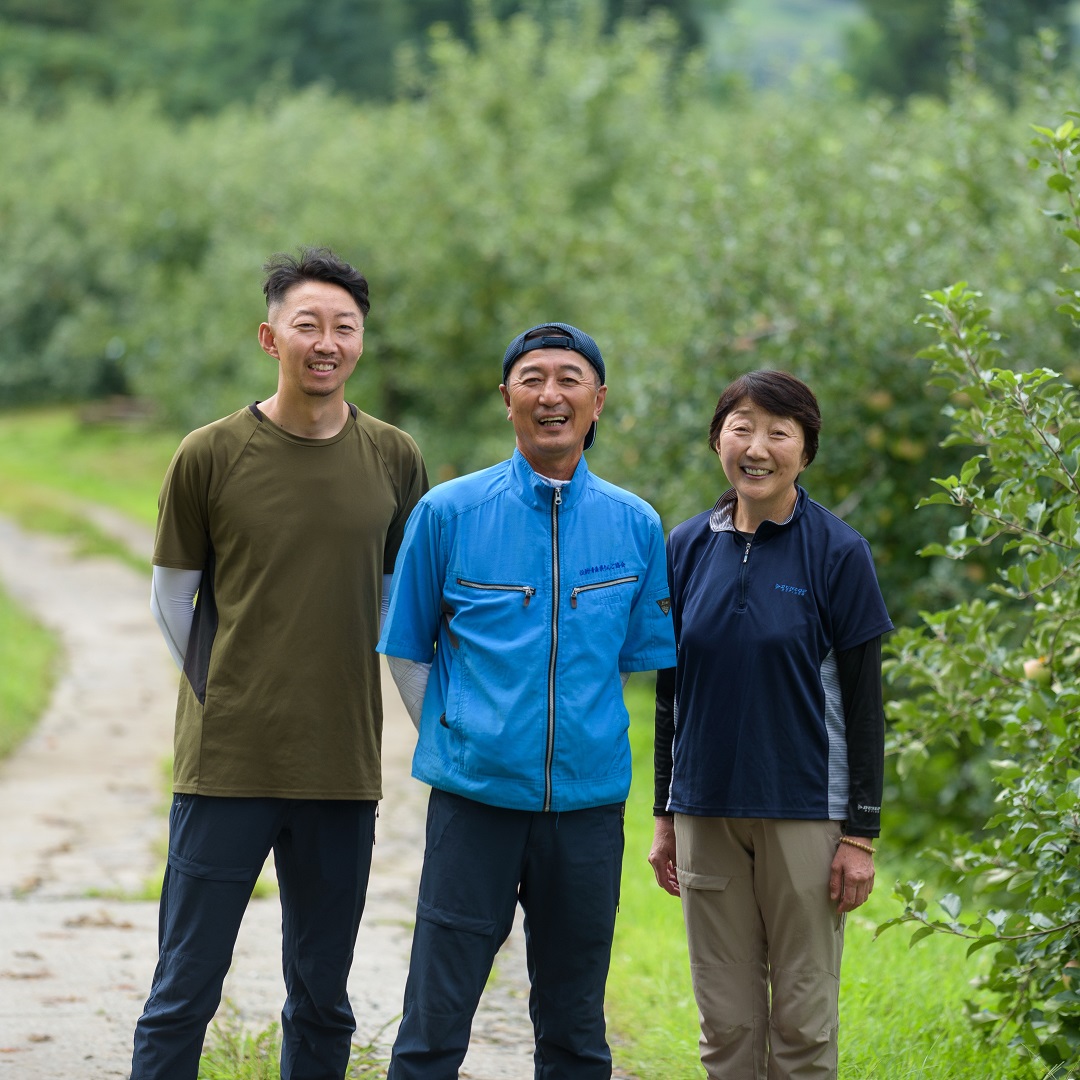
[0,513,538,1078]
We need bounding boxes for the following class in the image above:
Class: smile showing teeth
[743,467,771,476]
[539,417,567,426]
[310,362,335,371]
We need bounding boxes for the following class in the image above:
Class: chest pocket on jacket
[457,578,537,606]
[569,575,638,609]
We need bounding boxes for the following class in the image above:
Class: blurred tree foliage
[0,0,728,114]
[844,0,1074,101]
[1,4,1077,633]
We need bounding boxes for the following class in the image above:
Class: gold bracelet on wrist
[839,836,876,855]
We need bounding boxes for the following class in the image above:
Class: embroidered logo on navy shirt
[774,583,807,597]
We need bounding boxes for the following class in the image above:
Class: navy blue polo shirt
[666,487,892,821]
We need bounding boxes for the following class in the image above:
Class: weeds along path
[0,512,536,1079]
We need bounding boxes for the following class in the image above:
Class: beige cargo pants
[674,816,845,1080]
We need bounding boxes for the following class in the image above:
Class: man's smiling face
[500,348,606,480]
[258,280,364,401]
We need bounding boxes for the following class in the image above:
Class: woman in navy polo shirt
[649,370,892,1080]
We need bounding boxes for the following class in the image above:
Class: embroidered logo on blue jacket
[578,561,627,576]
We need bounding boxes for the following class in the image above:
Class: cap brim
[583,421,597,451]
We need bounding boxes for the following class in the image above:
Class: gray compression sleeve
[150,565,202,671]
[386,655,431,730]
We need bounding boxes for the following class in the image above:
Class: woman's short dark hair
[262,246,370,317]
[707,370,821,465]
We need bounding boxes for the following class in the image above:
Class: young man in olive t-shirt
[130,247,428,1080]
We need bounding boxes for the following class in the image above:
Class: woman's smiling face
[716,397,808,528]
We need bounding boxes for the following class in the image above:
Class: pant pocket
[677,868,731,892]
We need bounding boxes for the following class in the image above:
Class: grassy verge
[0,585,60,758]
[0,406,178,574]
[610,677,1039,1080]
[0,405,177,527]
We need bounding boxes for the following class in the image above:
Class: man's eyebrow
[516,360,588,376]
[289,307,361,321]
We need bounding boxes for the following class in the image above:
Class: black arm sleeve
[653,666,676,815]
[836,636,884,838]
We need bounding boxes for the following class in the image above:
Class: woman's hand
[829,840,875,913]
[648,816,680,896]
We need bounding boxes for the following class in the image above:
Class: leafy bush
[880,114,1080,1072]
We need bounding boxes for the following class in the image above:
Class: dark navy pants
[388,789,624,1080]
[130,794,377,1080]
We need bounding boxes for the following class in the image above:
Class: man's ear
[258,322,279,359]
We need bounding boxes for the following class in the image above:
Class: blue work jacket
[378,449,676,812]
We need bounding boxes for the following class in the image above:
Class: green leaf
[1007,871,1037,893]
[909,925,937,948]
[940,893,963,920]
[967,936,999,957]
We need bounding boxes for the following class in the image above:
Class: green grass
[0,585,60,758]
[198,1002,391,1079]
[0,406,180,574]
[0,405,178,527]
[610,677,1041,1080]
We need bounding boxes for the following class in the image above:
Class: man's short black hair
[262,246,370,318]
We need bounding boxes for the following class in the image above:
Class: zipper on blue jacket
[545,486,561,812]
[457,578,536,606]
[569,575,639,609]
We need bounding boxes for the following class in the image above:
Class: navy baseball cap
[501,322,606,450]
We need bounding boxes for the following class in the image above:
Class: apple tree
[880,113,1080,1071]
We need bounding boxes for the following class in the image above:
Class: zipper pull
[570,588,579,609]
[554,487,562,506]
[743,540,751,565]
[523,587,535,607]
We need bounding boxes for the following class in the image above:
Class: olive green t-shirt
[154,403,428,799]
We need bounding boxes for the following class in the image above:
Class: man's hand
[829,840,875,914]
[648,816,680,896]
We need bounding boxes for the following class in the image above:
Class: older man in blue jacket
[378,322,676,1078]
